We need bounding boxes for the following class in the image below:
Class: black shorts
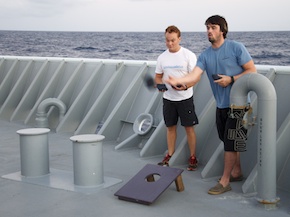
[216,108,247,152]
[163,96,198,127]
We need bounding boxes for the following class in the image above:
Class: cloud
[0,0,93,18]
[22,0,79,17]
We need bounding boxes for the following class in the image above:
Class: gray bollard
[16,128,50,177]
[70,134,105,187]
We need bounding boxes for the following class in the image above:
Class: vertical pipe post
[230,73,279,205]
[256,94,278,204]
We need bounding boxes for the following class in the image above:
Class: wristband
[231,76,235,84]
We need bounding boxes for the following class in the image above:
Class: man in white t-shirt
[155,25,199,171]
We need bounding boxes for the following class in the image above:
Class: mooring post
[70,134,105,187]
[17,128,50,177]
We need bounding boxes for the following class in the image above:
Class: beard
[208,38,215,43]
[208,37,215,43]
[208,34,221,44]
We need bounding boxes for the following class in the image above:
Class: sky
[0,0,289,32]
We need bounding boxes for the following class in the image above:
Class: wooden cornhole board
[114,164,184,205]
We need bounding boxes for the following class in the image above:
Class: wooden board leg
[175,175,184,192]
[146,174,155,182]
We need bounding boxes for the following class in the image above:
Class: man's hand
[214,75,233,87]
[171,84,187,91]
[166,76,180,86]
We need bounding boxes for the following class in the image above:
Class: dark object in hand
[212,74,221,80]
[157,84,168,91]
[171,84,182,89]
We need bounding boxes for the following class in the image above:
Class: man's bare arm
[166,66,203,88]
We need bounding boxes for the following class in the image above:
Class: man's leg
[157,125,177,166]
[185,126,198,171]
[219,151,237,187]
[167,125,177,156]
[231,152,243,178]
[208,151,236,194]
[184,126,196,157]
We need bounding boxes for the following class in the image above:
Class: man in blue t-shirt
[167,15,256,195]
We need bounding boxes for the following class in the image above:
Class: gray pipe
[230,73,279,204]
[36,98,67,128]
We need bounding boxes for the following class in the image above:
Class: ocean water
[0,31,290,66]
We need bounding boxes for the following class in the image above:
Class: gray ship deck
[1,121,290,217]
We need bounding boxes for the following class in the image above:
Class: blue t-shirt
[196,39,252,108]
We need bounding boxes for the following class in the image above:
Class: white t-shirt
[155,47,197,101]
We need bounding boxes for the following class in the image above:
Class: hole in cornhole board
[145,173,161,182]
[114,164,184,205]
